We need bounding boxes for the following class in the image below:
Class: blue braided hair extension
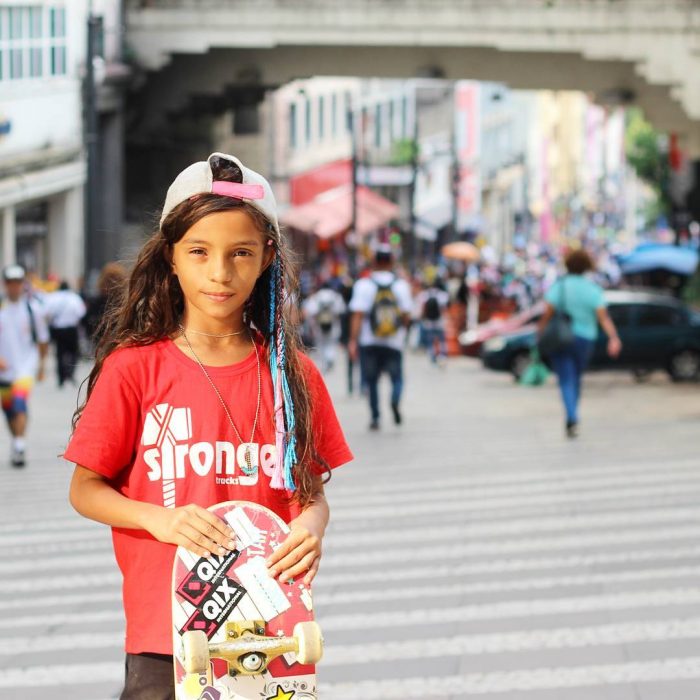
[268,255,298,491]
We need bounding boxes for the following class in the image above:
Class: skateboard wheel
[293,621,323,665]
[182,630,210,674]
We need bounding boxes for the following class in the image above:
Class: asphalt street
[0,349,698,699]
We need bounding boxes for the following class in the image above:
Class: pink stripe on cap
[212,181,265,200]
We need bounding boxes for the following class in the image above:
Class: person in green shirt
[538,249,622,438]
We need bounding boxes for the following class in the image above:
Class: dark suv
[481,291,700,382]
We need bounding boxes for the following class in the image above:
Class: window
[636,305,683,327]
[304,96,311,145]
[607,304,634,328]
[331,93,337,138]
[50,7,66,76]
[374,104,382,148]
[289,103,297,150]
[0,5,66,82]
[318,95,324,141]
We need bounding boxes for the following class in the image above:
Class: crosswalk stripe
[328,465,700,508]
[321,524,700,569]
[319,544,700,586]
[330,481,700,521]
[0,572,119,594]
[315,565,700,606]
[327,505,700,548]
[323,618,700,665]
[0,632,123,656]
[319,657,700,698]
[320,588,700,631]
[0,662,123,687]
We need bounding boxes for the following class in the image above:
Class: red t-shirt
[64,339,352,655]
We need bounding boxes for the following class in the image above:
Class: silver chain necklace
[182,326,246,338]
[179,325,261,475]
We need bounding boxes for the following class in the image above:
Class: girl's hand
[267,520,323,586]
[145,504,237,558]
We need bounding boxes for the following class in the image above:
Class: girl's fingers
[278,551,318,583]
[267,531,307,568]
[193,509,237,550]
[180,523,223,557]
[303,558,320,586]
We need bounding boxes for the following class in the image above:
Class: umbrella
[620,245,699,276]
[441,241,480,263]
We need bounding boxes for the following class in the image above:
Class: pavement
[0,349,698,699]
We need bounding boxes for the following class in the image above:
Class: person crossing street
[348,245,413,431]
[0,264,50,467]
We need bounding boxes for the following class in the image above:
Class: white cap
[159,152,280,239]
[3,264,25,281]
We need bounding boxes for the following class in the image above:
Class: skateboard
[172,500,323,700]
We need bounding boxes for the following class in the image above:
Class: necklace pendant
[240,445,258,476]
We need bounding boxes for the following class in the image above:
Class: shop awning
[280,185,400,239]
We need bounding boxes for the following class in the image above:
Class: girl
[65,153,353,699]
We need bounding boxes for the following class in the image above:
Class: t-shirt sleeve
[348,280,372,314]
[63,351,141,479]
[301,355,353,473]
[592,283,606,309]
[544,281,560,307]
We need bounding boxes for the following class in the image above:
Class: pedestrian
[82,261,127,349]
[65,152,353,699]
[336,275,357,394]
[415,278,449,365]
[537,249,622,438]
[348,245,413,430]
[0,264,50,467]
[303,281,346,373]
[45,280,86,387]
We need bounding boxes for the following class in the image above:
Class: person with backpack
[348,245,413,430]
[415,278,450,365]
[0,264,50,467]
[302,281,346,373]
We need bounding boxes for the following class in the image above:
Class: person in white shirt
[303,282,346,373]
[45,281,87,387]
[0,265,50,467]
[349,246,413,430]
[414,279,450,364]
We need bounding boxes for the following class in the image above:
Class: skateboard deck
[172,500,322,700]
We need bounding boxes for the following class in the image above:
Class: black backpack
[422,293,441,321]
[315,300,335,334]
[369,278,401,338]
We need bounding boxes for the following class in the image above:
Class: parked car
[459,302,545,357]
[481,290,700,382]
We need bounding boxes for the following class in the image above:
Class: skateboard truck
[182,620,323,676]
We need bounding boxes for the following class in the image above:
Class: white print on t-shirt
[141,403,278,508]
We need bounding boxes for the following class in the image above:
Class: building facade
[0,1,86,285]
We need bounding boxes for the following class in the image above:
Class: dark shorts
[120,653,174,700]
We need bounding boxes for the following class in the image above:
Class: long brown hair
[73,159,329,505]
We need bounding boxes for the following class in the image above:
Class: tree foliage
[625,108,671,223]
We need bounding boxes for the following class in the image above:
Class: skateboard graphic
[172,501,323,700]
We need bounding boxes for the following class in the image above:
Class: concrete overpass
[126,0,700,152]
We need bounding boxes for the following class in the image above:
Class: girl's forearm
[295,492,330,538]
[69,467,161,532]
